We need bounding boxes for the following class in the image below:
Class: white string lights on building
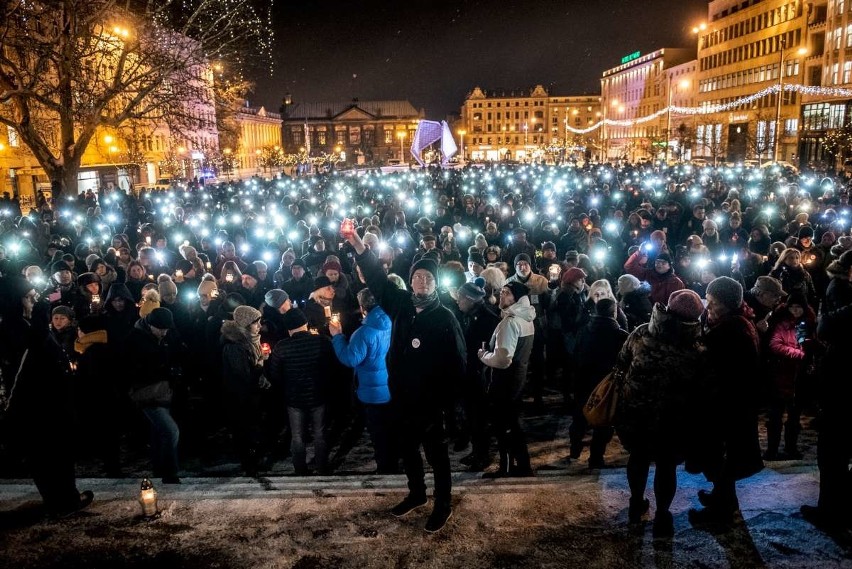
[566,83,852,135]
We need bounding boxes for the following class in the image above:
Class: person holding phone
[623,249,686,306]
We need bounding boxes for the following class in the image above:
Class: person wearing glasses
[344,224,466,534]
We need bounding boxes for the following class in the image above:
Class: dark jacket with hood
[124,318,184,405]
[220,320,264,400]
[103,282,138,353]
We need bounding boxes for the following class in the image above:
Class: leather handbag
[583,369,621,428]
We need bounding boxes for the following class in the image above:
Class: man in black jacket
[345,226,466,534]
[455,278,500,471]
[268,308,334,476]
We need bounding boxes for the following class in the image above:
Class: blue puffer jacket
[331,306,391,404]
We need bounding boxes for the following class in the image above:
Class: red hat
[561,267,587,285]
[321,260,342,274]
[667,289,704,321]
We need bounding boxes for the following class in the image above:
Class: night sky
[253,0,709,118]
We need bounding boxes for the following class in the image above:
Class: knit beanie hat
[706,276,743,310]
[321,260,342,274]
[513,253,532,266]
[617,274,641,294]
[233,305,262,329]
[282,307,308,331]
[408,258,438,284]
[667,289,705,321]
[798,225,815,239]
[264,288,289,308]
[458,277,487,302]
[51,260,72,275]
[52,305,75,319]
[504,280,530,301]
[313,275,333,292]
[197,279,218,297]
[656,251,673,264]
[542,241,556,251]
[85,254,101,270]
[158,279,177,299]
[561,267,587,285]
[146,307,174,329]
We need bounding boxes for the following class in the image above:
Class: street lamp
[666,78,690,164]
[457,129,466,164]
[396,131,406,163]
[774,41,808,163]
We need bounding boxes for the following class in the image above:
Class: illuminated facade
[281,100,423,166]
[600,48,695,162]
[458,86,601,162]
[228,105,283,177]
[796,0,852,168]
[693,0,813,164]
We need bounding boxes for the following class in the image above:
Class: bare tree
[0,0,272,198]
[822,124,852,168]
[745,108,775,164]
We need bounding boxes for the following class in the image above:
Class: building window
[291,129,303,145]
[384,129,393,144]
[316,130,327,146]
[832,62,840,84]
[363,129,374,147]
[784,118,798,135]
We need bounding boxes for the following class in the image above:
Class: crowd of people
[0,160,850,534]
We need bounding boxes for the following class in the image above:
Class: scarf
[248,329,263,366]
[74,329,108,354]
[411,290,441,311]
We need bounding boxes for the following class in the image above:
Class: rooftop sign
[621,51,641,64]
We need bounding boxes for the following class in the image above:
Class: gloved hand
[258,375,271,390]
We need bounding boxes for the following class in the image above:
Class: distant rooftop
[286,100,420,120]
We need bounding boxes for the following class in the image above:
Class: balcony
[809,18,826,32]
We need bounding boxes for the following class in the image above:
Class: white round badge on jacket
[411,338,421,348]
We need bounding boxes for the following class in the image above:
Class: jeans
[288,405,328,475]
[142,406,180,479]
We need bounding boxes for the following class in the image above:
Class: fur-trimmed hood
[220,319,252,347]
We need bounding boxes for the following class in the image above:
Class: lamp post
[457,129,466,165]
[774,41,808,163]
[666,78,690,164]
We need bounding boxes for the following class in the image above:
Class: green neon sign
[621,51,641,64]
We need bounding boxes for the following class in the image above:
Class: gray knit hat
[233,305,262,329]
[706,276,743,311]
[264,288,289,308]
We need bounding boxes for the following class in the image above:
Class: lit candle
[139,478,158,518]
[323,305,332,319]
